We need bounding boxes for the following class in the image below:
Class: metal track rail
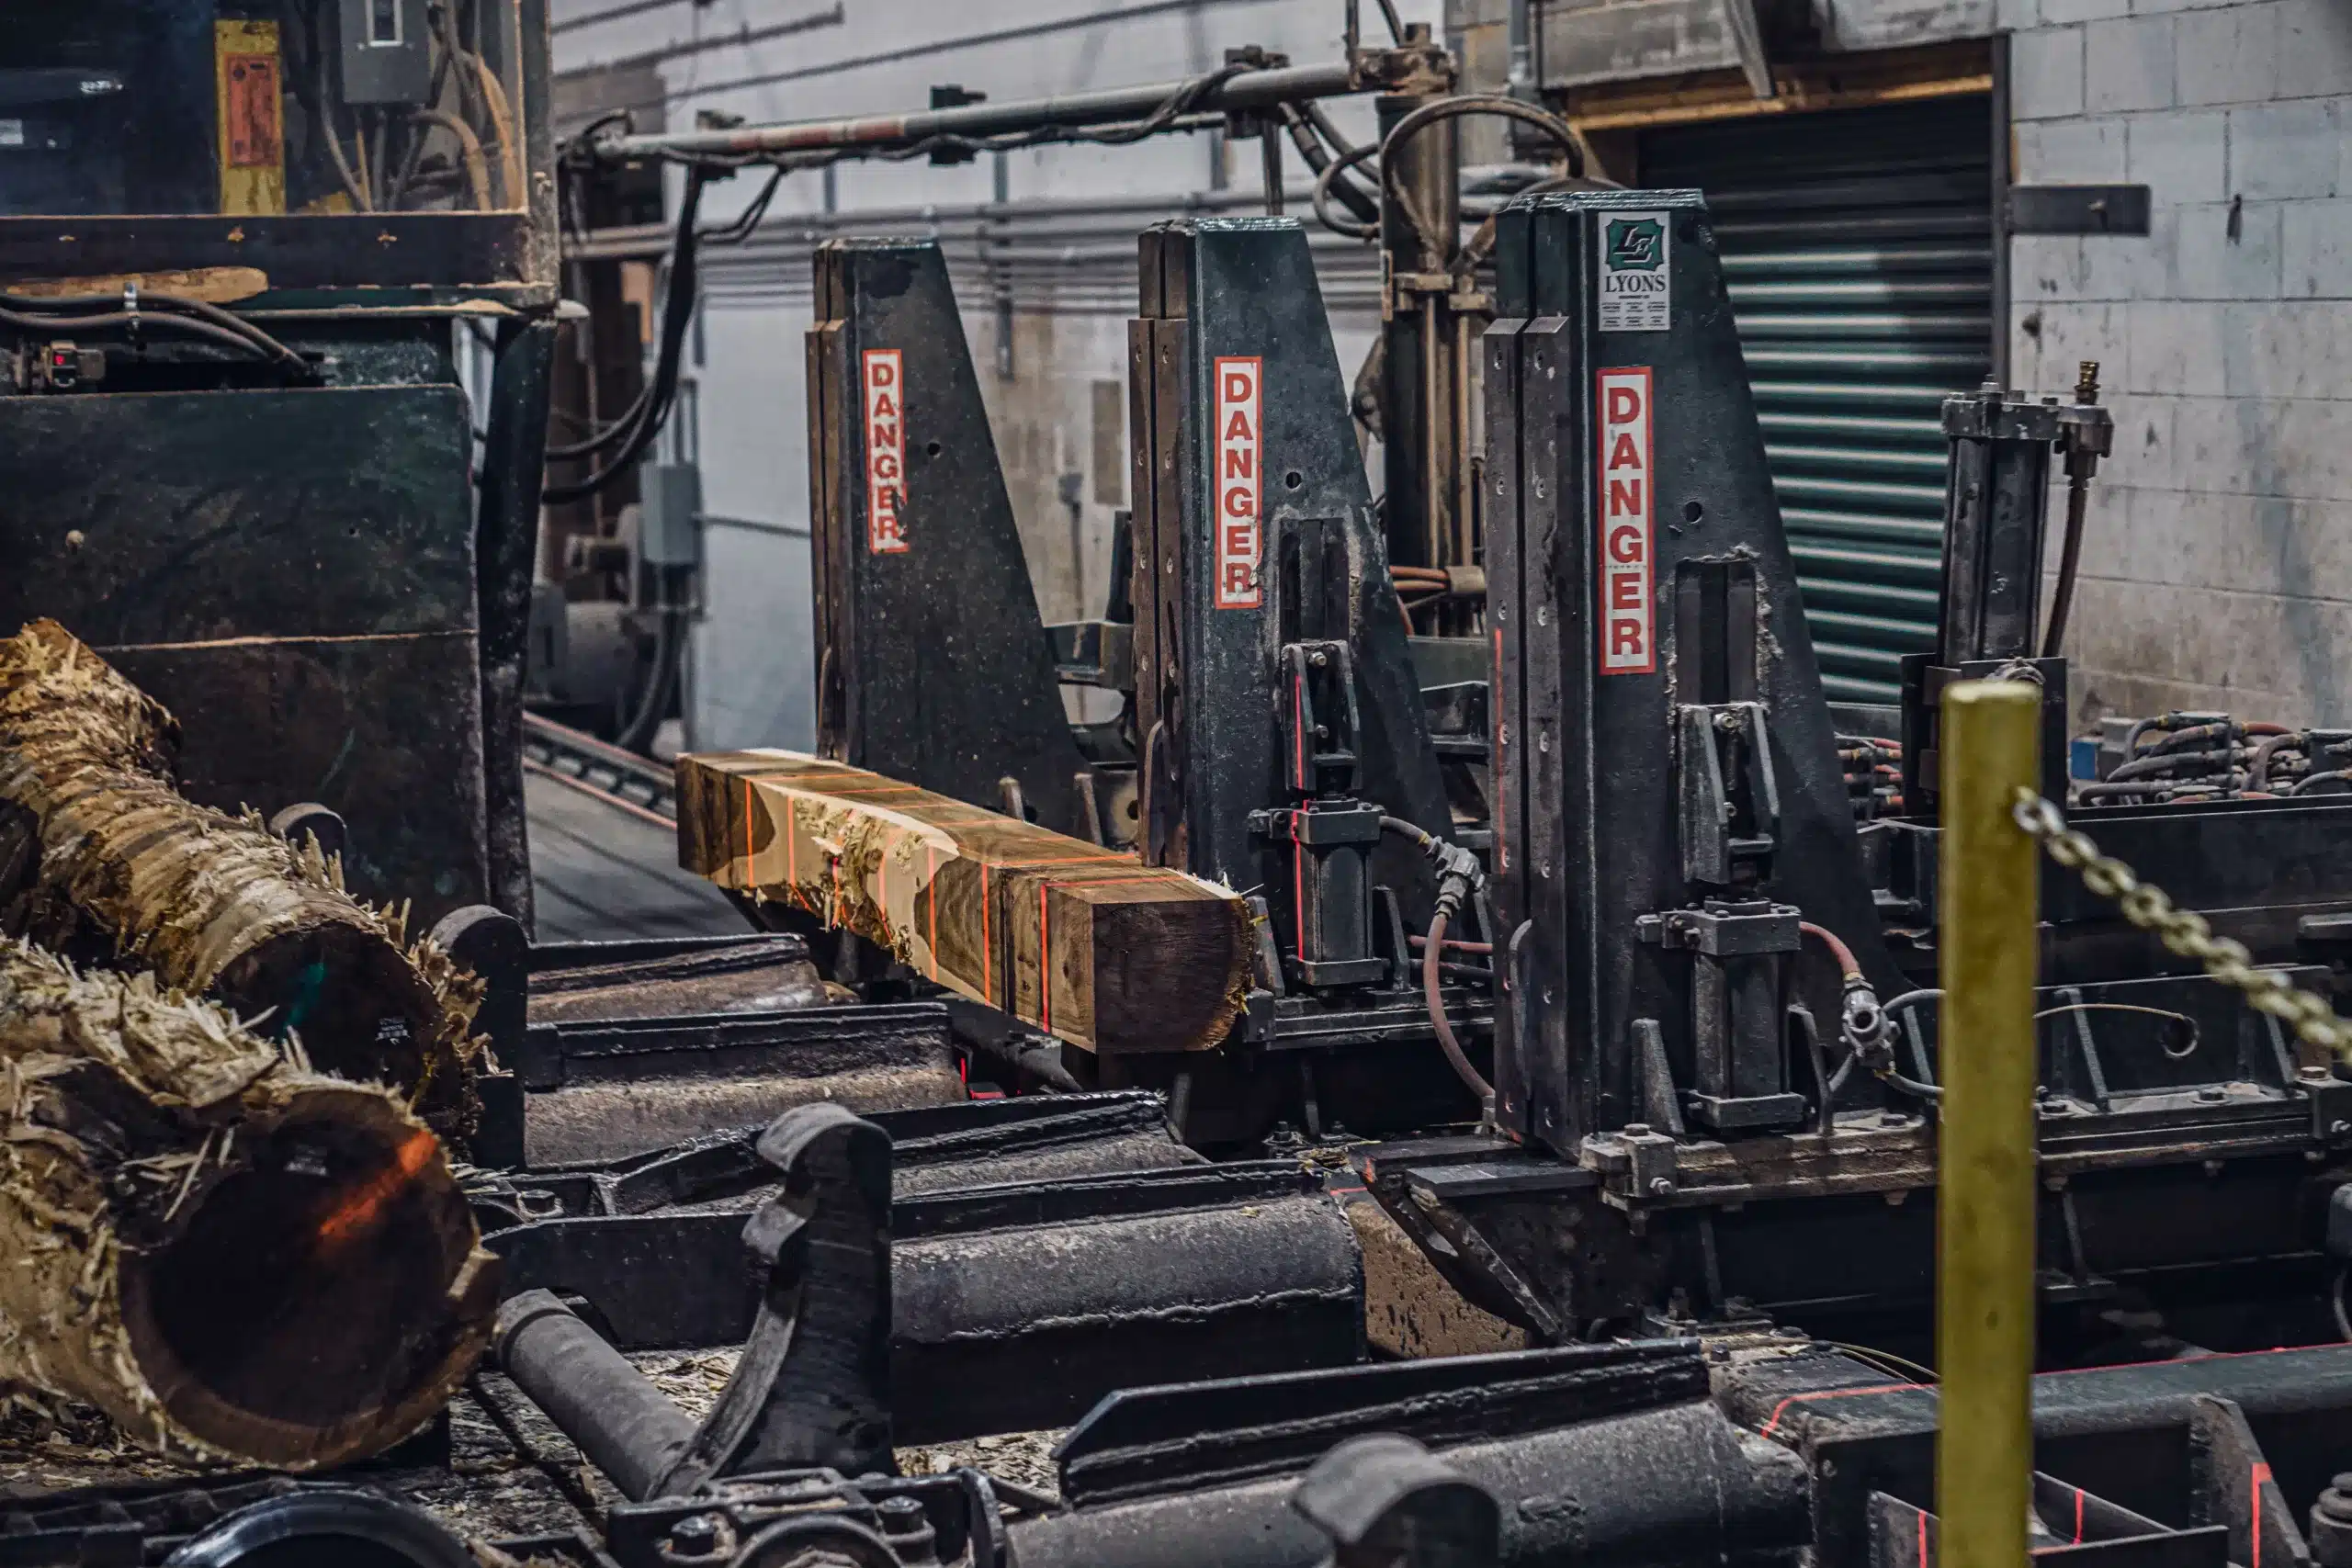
[522,712,677,825]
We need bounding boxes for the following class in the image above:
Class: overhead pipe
[590,60,1391,164]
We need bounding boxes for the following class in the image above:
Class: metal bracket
[659,1102,894,1491]
[2007,184,2152,235]
[1678,702,1781,886]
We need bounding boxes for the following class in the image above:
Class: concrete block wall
[2007,0,2352,727]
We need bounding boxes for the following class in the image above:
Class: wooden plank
[678,750,1251,1054]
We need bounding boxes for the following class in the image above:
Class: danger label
[1597,367,1655,674]
[1213,355,1262,609]
[863,347,908,555]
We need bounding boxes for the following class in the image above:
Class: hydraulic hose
[1800,919,1884,1061]
[1423,906,1493,1107]
[615,604,685,755]
[2041,463,2091,657]
[0,291,305,367]
[1798,919,1861,982]
[1381,815,1496,1111]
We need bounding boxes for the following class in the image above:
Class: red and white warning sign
[1213,355,1262,609]
[863,347,909,555]
[1596,367,1655,674]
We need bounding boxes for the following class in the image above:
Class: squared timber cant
[677,750,1252,1055]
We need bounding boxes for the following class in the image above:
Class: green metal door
[1641,96,1994,705]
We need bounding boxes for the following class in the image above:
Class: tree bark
[0,620,481,1139]
[0,936,497,1469]
[677,750,1253,1054]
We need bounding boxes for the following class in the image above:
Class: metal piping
[494,1290,695,1502]
[592,62,1359,163]
[1507,0,1534,101]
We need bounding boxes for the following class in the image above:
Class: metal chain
[2010,788,2352,1056]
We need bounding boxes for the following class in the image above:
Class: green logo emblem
[1606,216,1665,271]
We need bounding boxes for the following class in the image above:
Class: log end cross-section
[677,750,1252,1054]
[0,939,496,1471]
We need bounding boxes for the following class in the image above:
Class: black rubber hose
[2107,747,2241,783]
[1791,1004,1835,1136]
[0,305,280,362]
[2041,468,2092,657]
[615,605,684,755]
[543,169,708,474]
[2249,731,2302,792]
[2143,721,2234,757]
[0,289,304,365]
[1279,102,1379,225]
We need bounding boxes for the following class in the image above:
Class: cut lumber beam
[0,620,481,1139]
[0,937,496,1470]
[677,751,1252,1054]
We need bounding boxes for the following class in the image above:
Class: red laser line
[1758,1381,1924,1438]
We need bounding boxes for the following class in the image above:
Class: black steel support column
[479,317,558,930]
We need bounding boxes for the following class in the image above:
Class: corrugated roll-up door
[1640,97,1994,705]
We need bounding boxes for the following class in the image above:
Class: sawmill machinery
[662,92,2352,1375]
[30,1097,2352,1568]
[1361,187,2352,1371]
[0,0,559,931]
[567,16,1613,1145]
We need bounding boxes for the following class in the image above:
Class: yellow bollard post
[1937,679,2041,1568]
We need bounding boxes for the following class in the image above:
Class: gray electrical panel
[639,462,704,568]
[340,0,432,105]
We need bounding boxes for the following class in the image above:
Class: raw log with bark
[0,620,480,1136]
[677,750,1253,1053]
[0,937,496,1468]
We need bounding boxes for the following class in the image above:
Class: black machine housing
[0,0,557,928]
[1372,186,2352,1368]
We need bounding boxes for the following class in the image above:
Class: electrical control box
[638,462,704,568]
[339,0,432,105]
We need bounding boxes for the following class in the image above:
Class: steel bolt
[667,1515,726,1559]
[1650,1178,1675,1196]
[1310,650,1329,669]
[2312,1477,2352,1567]
[2197,1085,2227,1102]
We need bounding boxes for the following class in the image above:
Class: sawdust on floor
[628,1348,1064,1497]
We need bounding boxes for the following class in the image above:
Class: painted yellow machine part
[1936,678,2042,1568]
[215,19,287,218]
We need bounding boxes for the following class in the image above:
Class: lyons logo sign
[1598,211,1671,333]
